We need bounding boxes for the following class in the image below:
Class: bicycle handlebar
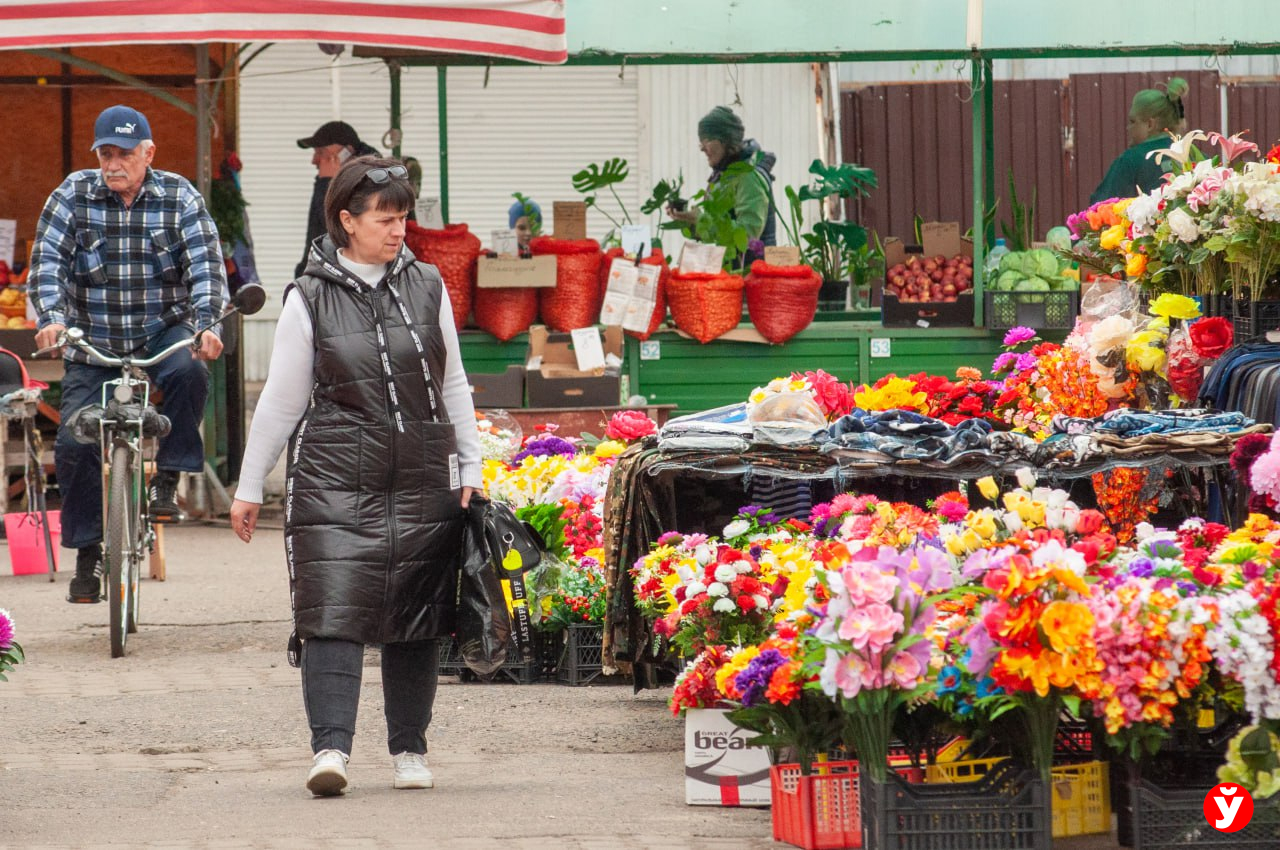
[68,333,197,369]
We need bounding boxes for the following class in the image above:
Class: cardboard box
[468,364,525,409]
[476,255,557,289]
[0,328,38,359]
[684,708,771,806]
[524,325,623,408]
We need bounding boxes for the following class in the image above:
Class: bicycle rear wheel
[106,443,137,658]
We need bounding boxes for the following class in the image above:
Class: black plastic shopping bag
[455,498,512,677]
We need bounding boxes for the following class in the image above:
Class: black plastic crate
[881,292,974,328]
[860,759,1050,850]
[554,623,605,686]
[1132,779,1280,849]
[437,635,541,685]
[1231,296,1280,343]
[984,289,1079,330]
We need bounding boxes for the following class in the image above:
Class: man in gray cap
[29,104,229,603]
[294,121,378,277]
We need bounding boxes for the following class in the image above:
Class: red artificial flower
[1075,510,1106,535]
[1189,317,1234,361]
[605,410,658,442]
[1268,143,1280,165]
[737,594,756,611]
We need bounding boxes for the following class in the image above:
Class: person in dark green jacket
[1089,77,1188,204]
[669,105,777,264]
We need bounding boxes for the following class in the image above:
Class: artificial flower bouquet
[0,607,21,682]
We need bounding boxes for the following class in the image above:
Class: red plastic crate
[771,761,928,850]
[771,761,862,850]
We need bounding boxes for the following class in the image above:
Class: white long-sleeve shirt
[235,252,482,503]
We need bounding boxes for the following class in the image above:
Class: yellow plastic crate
[1050,761,1110,838]
[925,758,1111,839]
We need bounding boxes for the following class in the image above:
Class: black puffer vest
[285,238,463,645]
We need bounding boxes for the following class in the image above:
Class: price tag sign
[491,228,519,257]
[416,197,444,229]
[569,327,606,373]
[553,201,588,240]
[620,224,651,259]
[764,245,801,266]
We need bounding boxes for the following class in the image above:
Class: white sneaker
[392,751,434,789]
[306,749,349,796]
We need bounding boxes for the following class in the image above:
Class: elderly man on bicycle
[30,104,228,604]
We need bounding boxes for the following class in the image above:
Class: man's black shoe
[67,546,102,604]
[148,471,185,522]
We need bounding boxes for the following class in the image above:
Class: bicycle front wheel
[106,443,137,658]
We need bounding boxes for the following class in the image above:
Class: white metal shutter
[639,63,824,259]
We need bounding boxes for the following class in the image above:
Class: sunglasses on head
[363,165,408,184]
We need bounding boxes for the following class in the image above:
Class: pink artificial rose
[887,651,923,689]
[834,652,870,699]
[604,410,658,442]
[838,602,904,652]
[842,562,897,605]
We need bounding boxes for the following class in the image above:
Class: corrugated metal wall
[842,70,1241,246]
[839,55,1280,84]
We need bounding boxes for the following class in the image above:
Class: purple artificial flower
[1243,561,1267,581]
[748,238,766,259]
[1126,557,1154,578]
[749,544,764,560]
[991,351,1018,375]
[0,608,13,651]
[1003,326,1037,347]
[735,649,787,707]
[1176,580,1199,596]
[962,619,997,677]
[511,435,578,464]
[1014,352,1038,373]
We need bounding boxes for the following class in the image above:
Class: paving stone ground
[0,523,1119,849]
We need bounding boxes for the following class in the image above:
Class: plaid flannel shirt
[30,167,228,364]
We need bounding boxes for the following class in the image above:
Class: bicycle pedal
[149,509,187,524]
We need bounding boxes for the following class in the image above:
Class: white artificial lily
[1147,130,1209,166]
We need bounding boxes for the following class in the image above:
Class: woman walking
[230,156,482,796]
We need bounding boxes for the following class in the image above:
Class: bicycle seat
[0,347,46,394]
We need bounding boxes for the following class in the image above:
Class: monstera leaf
[572,158,630,195]
[798,159,878,203]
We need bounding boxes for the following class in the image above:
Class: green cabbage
[996,270,1024,291]
[1015,275,1051,303]
[1046,226,1072,252]
[1032,248,1059,278]
[999,252,1022,273]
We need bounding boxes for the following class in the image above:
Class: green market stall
[367,1,1280,415]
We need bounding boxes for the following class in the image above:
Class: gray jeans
[300,637,440,756]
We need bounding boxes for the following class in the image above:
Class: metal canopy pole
[437,66,450,223]
[970,56,986,328]
[389,59,402,159]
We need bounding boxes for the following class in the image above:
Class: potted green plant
[659,163,757,272]
[571,158,631,247]
[640,172,686,258]
[779,159,878,310]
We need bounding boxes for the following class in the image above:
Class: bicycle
[36,284,266,657]
[0,351,56,581]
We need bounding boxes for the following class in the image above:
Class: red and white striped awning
[0,0,567,64]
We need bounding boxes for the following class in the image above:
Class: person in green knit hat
[669,105,777,265]
[1089,77,1189,204]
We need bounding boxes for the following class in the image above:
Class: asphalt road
[0,522,1120,849]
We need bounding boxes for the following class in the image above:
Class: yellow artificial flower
[854,377,927,412]
[1145,316,1170,331]
[1125,252,1148,278]
[1113,197,1135,215]
[969,510,998,540]
[1149,293,1202,321]
[593,439,626,459]
[1129,343,1166,373]
[1099,224,1127,251]
[976,476,999,501]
